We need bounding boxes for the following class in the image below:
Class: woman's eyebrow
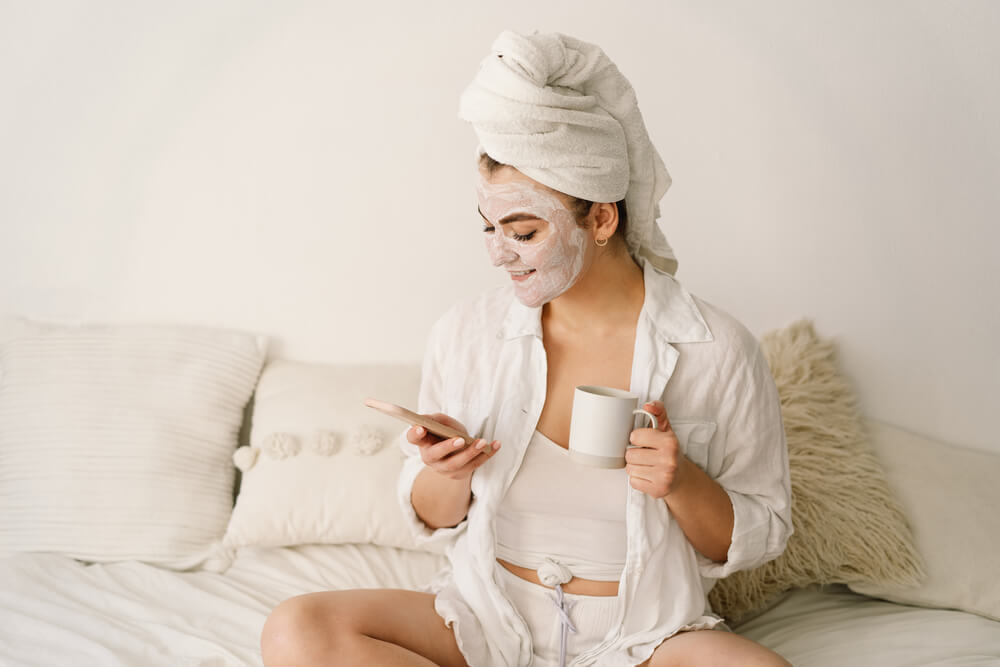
[478,206,539,225]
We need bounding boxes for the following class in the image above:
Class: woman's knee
[642,628,792,667]
[737,652,792,667]
[260,593,354,667]
[762,653,792,667]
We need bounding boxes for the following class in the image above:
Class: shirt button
[496,331,503,339]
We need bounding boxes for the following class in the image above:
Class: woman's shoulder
[644,263,761,362]
[694,295,759,348]
[427,284,515,344]
[675,287,765,371]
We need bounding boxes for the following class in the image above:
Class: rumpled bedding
[2,546,998,666]
[0,544,446,667]
[737,583,1000,666]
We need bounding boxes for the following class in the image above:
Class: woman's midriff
[496,558,620,596]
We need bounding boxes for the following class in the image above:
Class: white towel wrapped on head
[458,28,678,276]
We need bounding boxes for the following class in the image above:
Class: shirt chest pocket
[671,420,718,474]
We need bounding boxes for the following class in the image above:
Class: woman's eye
[481,225,535,242]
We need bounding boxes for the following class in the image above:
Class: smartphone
[363,398,473,443]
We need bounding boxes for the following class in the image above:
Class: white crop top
[494,429,629,581]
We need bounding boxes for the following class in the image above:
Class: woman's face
[476,167,589,308]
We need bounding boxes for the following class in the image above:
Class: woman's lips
[509,269,536,282]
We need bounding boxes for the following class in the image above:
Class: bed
[1,314,998,666]
[3,546,999,666]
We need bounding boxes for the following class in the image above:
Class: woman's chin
[513,281,578,309]
[514,294,546,308]
[512,288,549,309]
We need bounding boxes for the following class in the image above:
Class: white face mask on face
[477,174,589,308]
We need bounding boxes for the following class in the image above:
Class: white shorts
[496,564,622,667]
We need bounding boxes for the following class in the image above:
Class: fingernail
[453,438,465,447]
[475,439,486,450]
[492,441,501,450]
[415,426,425,436]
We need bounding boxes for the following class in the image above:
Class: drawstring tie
[537,557,577,667]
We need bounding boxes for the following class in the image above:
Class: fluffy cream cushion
[708,319,926,624]
[0,315,267,569]
[849,419,1000,621]
[209,360,442,572]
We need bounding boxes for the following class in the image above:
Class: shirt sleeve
[395,315,470,551]
[697,338,794,579]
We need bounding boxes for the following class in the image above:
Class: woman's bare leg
[638,629,792,667]
[260,588,469,667]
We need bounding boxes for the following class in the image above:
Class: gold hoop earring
[595,237,608,247]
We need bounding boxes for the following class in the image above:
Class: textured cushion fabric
[211,360,441,572]
[848,419,1000,621]
[0,314,267,569]
[707,319,926,624]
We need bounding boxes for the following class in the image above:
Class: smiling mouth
[509,269,536,281]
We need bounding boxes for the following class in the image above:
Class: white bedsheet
[0,544,447,667]
[2,547,998,666]
[737,584,1000,666]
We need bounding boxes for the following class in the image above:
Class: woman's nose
[487,237,518,266]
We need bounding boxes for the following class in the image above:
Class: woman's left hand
[625,400,691,499]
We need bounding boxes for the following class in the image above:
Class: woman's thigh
[260,588,468,667]
[640,629,791,667]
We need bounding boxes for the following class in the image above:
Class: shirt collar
[499,257,713,344]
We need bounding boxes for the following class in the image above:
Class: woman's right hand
[405,413,502,481]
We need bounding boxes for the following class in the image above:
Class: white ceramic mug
[567,385,658,469]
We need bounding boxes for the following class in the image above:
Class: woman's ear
[591,201,620,242]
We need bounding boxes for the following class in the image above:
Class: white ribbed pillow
[0,315,267,569]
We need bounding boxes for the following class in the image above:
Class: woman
[261,30,793,666]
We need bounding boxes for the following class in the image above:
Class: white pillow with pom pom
[212,359,439,570]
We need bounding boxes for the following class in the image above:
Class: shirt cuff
[396,443,469,553]
[696,487,789,580]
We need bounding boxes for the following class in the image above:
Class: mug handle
[632,408,658,429]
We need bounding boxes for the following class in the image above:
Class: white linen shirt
[396,257,793,667]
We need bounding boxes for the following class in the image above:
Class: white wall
[1,1,997,452]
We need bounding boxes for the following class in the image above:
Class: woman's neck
[542,250,645,336]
